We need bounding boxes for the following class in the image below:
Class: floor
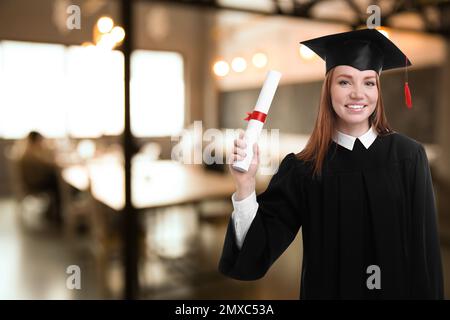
[0,198,100,299]
[0,197,449,300]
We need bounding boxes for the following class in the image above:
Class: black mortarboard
[300,29,413,108]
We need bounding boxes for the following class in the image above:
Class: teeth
[346,105,365,109]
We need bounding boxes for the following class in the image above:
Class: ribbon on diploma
[244,110,267,123]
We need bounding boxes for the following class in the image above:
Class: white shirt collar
[333,126,378,151]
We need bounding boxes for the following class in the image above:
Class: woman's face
[330,65,378,129]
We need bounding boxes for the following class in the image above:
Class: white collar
[333,126,378,151]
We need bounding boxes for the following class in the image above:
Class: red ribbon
[244,110,267,123]
[404,82,412,109]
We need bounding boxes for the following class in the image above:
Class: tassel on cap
[404,55,412,109]
[404,82,412,109]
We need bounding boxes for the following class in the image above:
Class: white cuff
[231,191,257,212]
[231,191,259,249]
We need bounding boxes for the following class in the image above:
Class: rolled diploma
[232,70,282,172]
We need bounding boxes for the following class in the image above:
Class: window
[0,41,185,139]
[0,41,66,138]
[65,46,124,138]
[131,50,185,137]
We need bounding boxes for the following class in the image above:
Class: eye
[365,81,376,87]
[338,80,349,86]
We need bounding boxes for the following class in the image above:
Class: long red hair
[297,67,393,176]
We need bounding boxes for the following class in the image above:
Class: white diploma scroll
[232,70,282,172]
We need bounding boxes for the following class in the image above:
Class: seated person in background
[17,131,62,225]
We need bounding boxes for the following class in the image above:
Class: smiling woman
[220,29,444,300]
[331,67,379,133]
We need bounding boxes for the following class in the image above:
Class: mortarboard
[300,28,413,108]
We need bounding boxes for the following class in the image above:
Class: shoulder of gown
[386,132,424,160]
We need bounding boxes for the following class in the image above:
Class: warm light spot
[213,60,229,77]
[111,26,125,43]
[231,57,247,73]
[97,16,114,34]
[252,52,267,68]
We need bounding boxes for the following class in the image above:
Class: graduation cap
[300,28,413,109]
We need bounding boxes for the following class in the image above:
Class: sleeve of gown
[218,153,302,280]
[410,145,444,299]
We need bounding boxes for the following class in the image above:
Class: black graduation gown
[219,132,444,299]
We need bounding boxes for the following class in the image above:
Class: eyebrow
[336,74,376,80]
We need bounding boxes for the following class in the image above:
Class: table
[62,156,269,211]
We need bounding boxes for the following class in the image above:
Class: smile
[345,104,367,110]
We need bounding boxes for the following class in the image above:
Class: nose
[350,84,364,100]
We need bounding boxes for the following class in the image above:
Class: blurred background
[0,0,449,299]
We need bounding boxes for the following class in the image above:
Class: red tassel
[404,82,412,109]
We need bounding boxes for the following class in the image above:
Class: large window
[0,41,185,139]
[0,41,67,138]
[131,50,185,137]
[65,46,125,138]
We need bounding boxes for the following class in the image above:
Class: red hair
[297,67,392,176]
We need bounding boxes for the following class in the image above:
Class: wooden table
[62,156,269,211]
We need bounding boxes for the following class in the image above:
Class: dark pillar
[120,0,139,299]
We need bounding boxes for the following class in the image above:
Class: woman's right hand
[229,131,260,201]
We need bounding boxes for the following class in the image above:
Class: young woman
[219,29,444,299]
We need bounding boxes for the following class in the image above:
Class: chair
[4,145,57,230]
